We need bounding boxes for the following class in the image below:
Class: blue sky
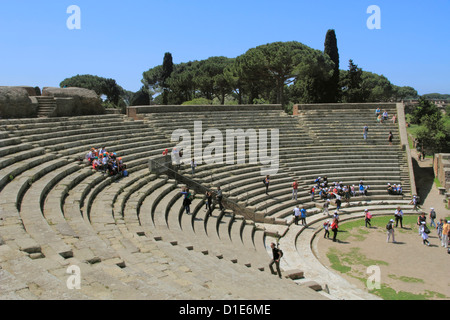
[0,0,448,95]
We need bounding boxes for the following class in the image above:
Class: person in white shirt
[394,207,403,228]
[323,220,331,239]
[293,205,300,225]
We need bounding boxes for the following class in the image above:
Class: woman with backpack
[386,219,396,243]
[420,222,430,246]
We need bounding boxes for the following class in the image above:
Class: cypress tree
[324,29,340,102]
[162,52,174,105]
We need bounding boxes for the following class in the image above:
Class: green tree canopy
[60,74,124,105]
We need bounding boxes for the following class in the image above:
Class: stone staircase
[36,96,57,118]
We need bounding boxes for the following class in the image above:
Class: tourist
[180,187,192,215]
[331,218,339,242]
[392,114,397,124]
[293,205,300,225]
[351,185,356,197]
[387,183,393,195]
[269,243,282,279]
[420,222,430,246]
[359,181,365,196]
[310,186,315,202]
[386,219,396,243]
[394,207,404,228]
[382,110,389,121]
[364,209,372,228]
[205,190,213,215]
[363,125,369,140]
[375,107,381,119]
[409,195,419,211]
[442,220,449,248]
[335,196,342,212]
[377,114,383,124]
[388,131,394,146]
[436,219,444,241]
[190,158,197,175]
[429,208,437,228]
[417,212,427,233]
[264,175,270,195]
[323,220,331,239]
[292,179,298,200]
[333,210,339,222]
[300,207,307,226]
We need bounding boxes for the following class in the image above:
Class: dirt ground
[315,151,450,299]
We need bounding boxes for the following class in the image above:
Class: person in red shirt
[331,218,339,242]
[365,209,372,228]
[292,180,298,200]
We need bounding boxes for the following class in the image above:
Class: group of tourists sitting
[387,183,403,195]
[85,147,128,177]
[311,176,370,202]
[375,107,396,124]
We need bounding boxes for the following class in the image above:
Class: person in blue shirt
[300,207,307,227]
[180,187,192,215]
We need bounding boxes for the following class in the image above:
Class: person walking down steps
[269,243,283,279]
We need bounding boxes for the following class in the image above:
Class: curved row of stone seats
[279,145,411,198]
[113,168,266,269]
[85,169,325,299]
[125,172,274,273]
[5,115,128,137]
[26,122,151,150]
[0,162,157,299]
[170,153,316,225]
[296,107,401,145]
[158,182,270,271]
[15,162,181,299]
[143,110,315,145]
[58,167,244,299]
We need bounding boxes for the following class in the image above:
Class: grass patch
[388,274,424,284]
[434,177,442,188]
[326,248,352,273]
[369,285,445,300]
[326,247,388,277]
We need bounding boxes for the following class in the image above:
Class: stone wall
[42,87,104,116]
[0,86,38,118]
[433,153,450,191]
